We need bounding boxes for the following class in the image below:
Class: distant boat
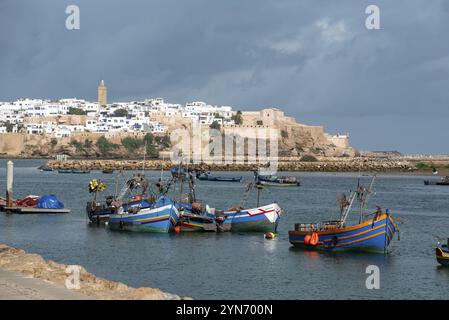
[424,176,449,186]
[436,241,449,266]
[72,170,91,174]
[196,173,242,182]
[102,169,114,174]
[256,173,300,187]
[40,167,53,172]
[58,169,72,174]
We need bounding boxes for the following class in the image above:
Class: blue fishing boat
[221,203,282,232]
[255,172,300,187]
[196,172,242,182]
[108,196,180,233]
[86,175,152,223]
[288,176,398,253]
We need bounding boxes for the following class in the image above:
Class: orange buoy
[174,226,181,233]
[304,234,312,245]
[310,232,319,246]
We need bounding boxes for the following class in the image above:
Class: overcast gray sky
[1,0,448,154]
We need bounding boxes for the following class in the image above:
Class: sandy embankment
[0,244,189,300]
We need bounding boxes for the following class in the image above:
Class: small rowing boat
[72,169,91,174]
[58,169,72,174]
[255,172,300,187]
[102,169,114,174]
[424,176,449,186]
[196,173,242,182]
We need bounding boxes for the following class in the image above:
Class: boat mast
[359,175,376,223]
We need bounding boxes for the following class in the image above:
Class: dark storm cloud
[0,0,448,153]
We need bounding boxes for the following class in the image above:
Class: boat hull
[258,181,300,187]
[222,203,281,232]
[288,214,397,253]
[108,203,180,233]
[436,245,449,266]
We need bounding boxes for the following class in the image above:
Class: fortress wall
[0,134,25,155]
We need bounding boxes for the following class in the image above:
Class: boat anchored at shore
[424,176,449,186]
[288,176,398,253]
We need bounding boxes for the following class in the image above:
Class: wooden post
[6,160,13,207]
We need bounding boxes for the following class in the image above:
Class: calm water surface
[0,159,448,299]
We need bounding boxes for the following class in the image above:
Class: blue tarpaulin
[36,195,64,209]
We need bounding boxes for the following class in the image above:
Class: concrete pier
[0,268,92,300]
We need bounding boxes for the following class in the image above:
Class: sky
[0,0,448,154]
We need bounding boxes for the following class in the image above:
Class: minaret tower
[98,80,107,106]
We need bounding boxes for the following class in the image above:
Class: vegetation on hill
[300,155,318,162]
[68,107,87,115]
[231,111,243,125]
[209,120,221,130]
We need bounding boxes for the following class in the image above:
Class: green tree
[5,122,14,133]
[231,111,243,125]
[96,136,118,156]
[70,139,83,152]
[113,109,128,117]
[50,138,58,148]
[121,136,144,153]
[209,120,221,130]
[68,107,87,115]
[281,130,288,138]
[300,155,318,162]
[84,139,93,150]
[143,132,154,145]
[146,143,159,158]
[155,135,171,148]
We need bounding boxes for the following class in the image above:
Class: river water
[0,159,448,299]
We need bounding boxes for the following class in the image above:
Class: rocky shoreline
[41,158,417,172]
[0,243,189,300]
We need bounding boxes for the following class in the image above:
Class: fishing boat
[288,176,398,253]
[424,176,449,186]
[196,173,242,182]
[435,240,449,266]
[255,172,300,187]
[72,169,91,174]
[220,203,282,232]
[40,167,53,172]
[58,169,72,174]
[102,169,114,174]
[216,180,282,232]
[108,196,180,233]
[86,175,152,223]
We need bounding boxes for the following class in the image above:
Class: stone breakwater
[42,158,415,172]
[0,244,189,300]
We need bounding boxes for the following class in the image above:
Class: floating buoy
[265,232,276,240]
[310,232,319,246]
[304,234,312,245]
[174,226,181,233]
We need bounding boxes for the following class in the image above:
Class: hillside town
[0,81,235,137]
[0,80,354,159]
